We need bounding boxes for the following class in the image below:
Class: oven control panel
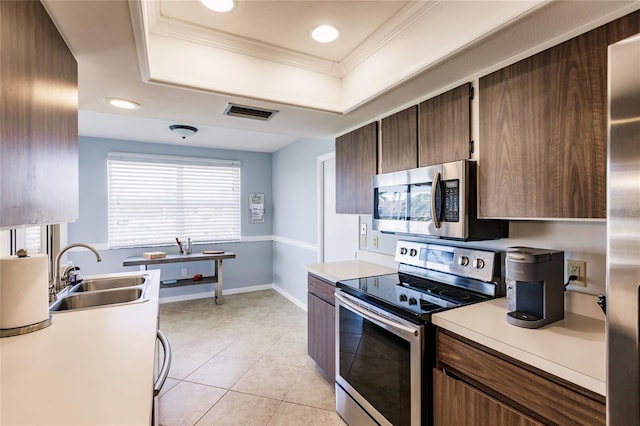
[395,240,498,283]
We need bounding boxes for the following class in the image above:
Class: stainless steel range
[335,240,504,426]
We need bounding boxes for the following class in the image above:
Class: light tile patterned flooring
[158,290,347,426]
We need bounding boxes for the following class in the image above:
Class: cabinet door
[0,1,78,227]
[437,331,606,425]
[307,292,335,378]
[478,12,639,219]
[380,106,418,173]
[433,369,542,426]
[418,83,471,167]
[335,122,378,214]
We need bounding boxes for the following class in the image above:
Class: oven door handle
[335,292,419,337]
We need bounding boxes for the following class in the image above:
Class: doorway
[317,153,358,262]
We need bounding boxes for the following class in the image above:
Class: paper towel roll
[0,254,50,330]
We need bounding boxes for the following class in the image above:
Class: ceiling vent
[223,103,278,121]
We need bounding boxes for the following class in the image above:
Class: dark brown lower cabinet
[435,329,605,426]
[433,369,542,426]
[307,274,335,379]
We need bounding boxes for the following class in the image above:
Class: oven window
[338,306,411,426]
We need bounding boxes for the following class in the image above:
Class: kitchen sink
[71,275,147,292]
[50,286,149,313]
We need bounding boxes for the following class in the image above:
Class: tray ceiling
[42,0,640,151]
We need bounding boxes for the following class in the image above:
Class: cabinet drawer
[433,369,542,426]
[308,274,336,305]
[437,331,605,426]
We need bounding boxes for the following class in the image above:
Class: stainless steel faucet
[50,243,102,302]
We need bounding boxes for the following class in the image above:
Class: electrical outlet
[181,267,187,277]
[373,236,379,249]
[566,260,586,287]
[360,234,367,248]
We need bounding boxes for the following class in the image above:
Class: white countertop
[432,298,606,396]
[305,260,397,283]
[0,269,161,425]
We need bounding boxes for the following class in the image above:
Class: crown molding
[149,4,342,77]
[340,1,440,75]
[141,0,436,79]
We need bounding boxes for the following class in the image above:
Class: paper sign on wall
[249,193,265,224]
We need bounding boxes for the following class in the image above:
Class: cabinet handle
[431,171,442,229]
[154,329,172,397]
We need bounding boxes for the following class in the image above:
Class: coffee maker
[505,247,565,329]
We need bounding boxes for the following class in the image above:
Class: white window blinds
[108,152,241,248]
[25,226,42,254]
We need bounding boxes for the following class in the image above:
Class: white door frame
[316,152,335,263]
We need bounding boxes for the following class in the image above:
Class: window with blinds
[25,226,42,254]
[107,152,241,248]
[8,226,43,255]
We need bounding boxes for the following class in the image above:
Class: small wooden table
[123,252,236,304]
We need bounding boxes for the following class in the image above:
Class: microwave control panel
[442,180,460,222]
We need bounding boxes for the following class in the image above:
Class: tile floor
[158,290,347,426]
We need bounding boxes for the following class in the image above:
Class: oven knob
[399,294,408,302]
[473,258,485,269]
[408,297,417,306]
[409,249,417,257]
[458,256,469,266]
[400,247,408,255]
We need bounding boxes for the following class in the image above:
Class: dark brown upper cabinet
[335,122,378,214]
[380,106,418,173]
[478,11,639,219]
[418,82,472,167]
[1,1,78,227]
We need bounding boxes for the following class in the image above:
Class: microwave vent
[223,103,278,121]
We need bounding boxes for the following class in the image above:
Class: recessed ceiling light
[201,0,236,13]
[105,97,141,110]
[311,25,339,43]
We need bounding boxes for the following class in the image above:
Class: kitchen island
[0,269,161,425]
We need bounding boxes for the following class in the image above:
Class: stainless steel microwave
[372,160,508,240]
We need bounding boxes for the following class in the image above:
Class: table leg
[215,259,223,304]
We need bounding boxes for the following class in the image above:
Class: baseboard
[272,285,307,312]
[159,283,274,304]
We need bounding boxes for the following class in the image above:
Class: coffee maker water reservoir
[505,247,565,329]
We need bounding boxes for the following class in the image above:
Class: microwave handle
[431,171,441,229]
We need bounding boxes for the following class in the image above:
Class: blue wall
[272,138,334,304]
[68,137,274,298]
